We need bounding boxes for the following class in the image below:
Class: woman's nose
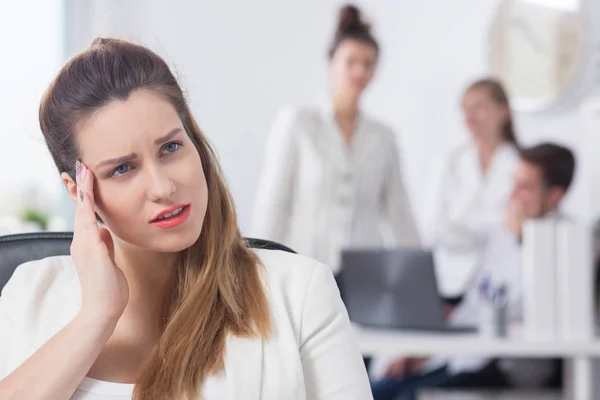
[146,168,176,201]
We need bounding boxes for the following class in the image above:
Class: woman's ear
[61,172,78,203]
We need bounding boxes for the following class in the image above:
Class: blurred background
[2,0,598,235]
[3,1,600,398]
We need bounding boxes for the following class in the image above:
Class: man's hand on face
[383,357,429,380]
[505,196,527,237]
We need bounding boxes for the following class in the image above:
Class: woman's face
[329,39,378,100]
[63,90,208,253]
[462,87,509,142]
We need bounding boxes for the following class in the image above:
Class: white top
[439,226,554,383]
[72,378,134,400]
[440,226,523,374]
[451,227,523,329]
[251,104,420,273]
[0,250,372,400]
[424,142,519,296]
[71,375,227,399]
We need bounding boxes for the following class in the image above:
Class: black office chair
[0,232,295,292]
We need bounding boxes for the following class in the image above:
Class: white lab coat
[397,222,554,382]
[425,142,519,296]
[442,226,522,374]
[447,224,556,385]
[252,104,420,273]
[386,227,522,378]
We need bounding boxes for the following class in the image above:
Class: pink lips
[149,204,191,228]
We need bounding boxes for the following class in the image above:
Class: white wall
[0,0,64,216]
[64,0,599,234]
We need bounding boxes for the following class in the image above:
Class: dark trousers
[439,360,510,389]
[371,366,451,400]
[372,361,510,400]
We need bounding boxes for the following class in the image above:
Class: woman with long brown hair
[424,78,520,298]
[372,78,520,400]
[0,38,371,399]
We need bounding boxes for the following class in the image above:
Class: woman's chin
[108,218,204,254]
[136,224,202,253]
[156,230,202,253]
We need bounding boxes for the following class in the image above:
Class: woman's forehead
[77,91,182,162]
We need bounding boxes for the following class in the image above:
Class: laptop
[339,248,477,333]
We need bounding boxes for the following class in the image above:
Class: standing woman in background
[425,78,520,300]
[252,4,420,278]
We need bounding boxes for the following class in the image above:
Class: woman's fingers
[73,161,101,245]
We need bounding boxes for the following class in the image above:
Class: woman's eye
[111,164,132,177]
[162,141,182,154]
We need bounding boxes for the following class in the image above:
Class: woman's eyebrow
[154,128,182,145]
[94,128,182,169]
[96,153,137,169]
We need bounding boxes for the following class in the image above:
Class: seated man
[371,143,576,400]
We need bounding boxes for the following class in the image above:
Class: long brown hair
[466,78,519,147]
[39,38,271,399]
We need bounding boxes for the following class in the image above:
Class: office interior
[2,0,600,399]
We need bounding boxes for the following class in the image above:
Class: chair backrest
[0,232,295,293]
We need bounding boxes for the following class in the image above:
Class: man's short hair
[519,143,576,192]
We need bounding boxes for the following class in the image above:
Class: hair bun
[337,4,370,35]
[90,37,121,48]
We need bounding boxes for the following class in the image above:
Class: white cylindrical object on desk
[521,219,557,341]
[556,221,594,341]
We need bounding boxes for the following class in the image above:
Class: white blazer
[0,249,372,400]
[252,104,420,273]
[425,142,519,296]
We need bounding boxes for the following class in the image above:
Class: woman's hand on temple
[71,161,129,323]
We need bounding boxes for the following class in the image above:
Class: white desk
[356,326,598,399]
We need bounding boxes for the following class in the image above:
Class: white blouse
[424,142,519,296]
[252,104,420,273]
[71,375,227,399]
[71,378,134,400]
